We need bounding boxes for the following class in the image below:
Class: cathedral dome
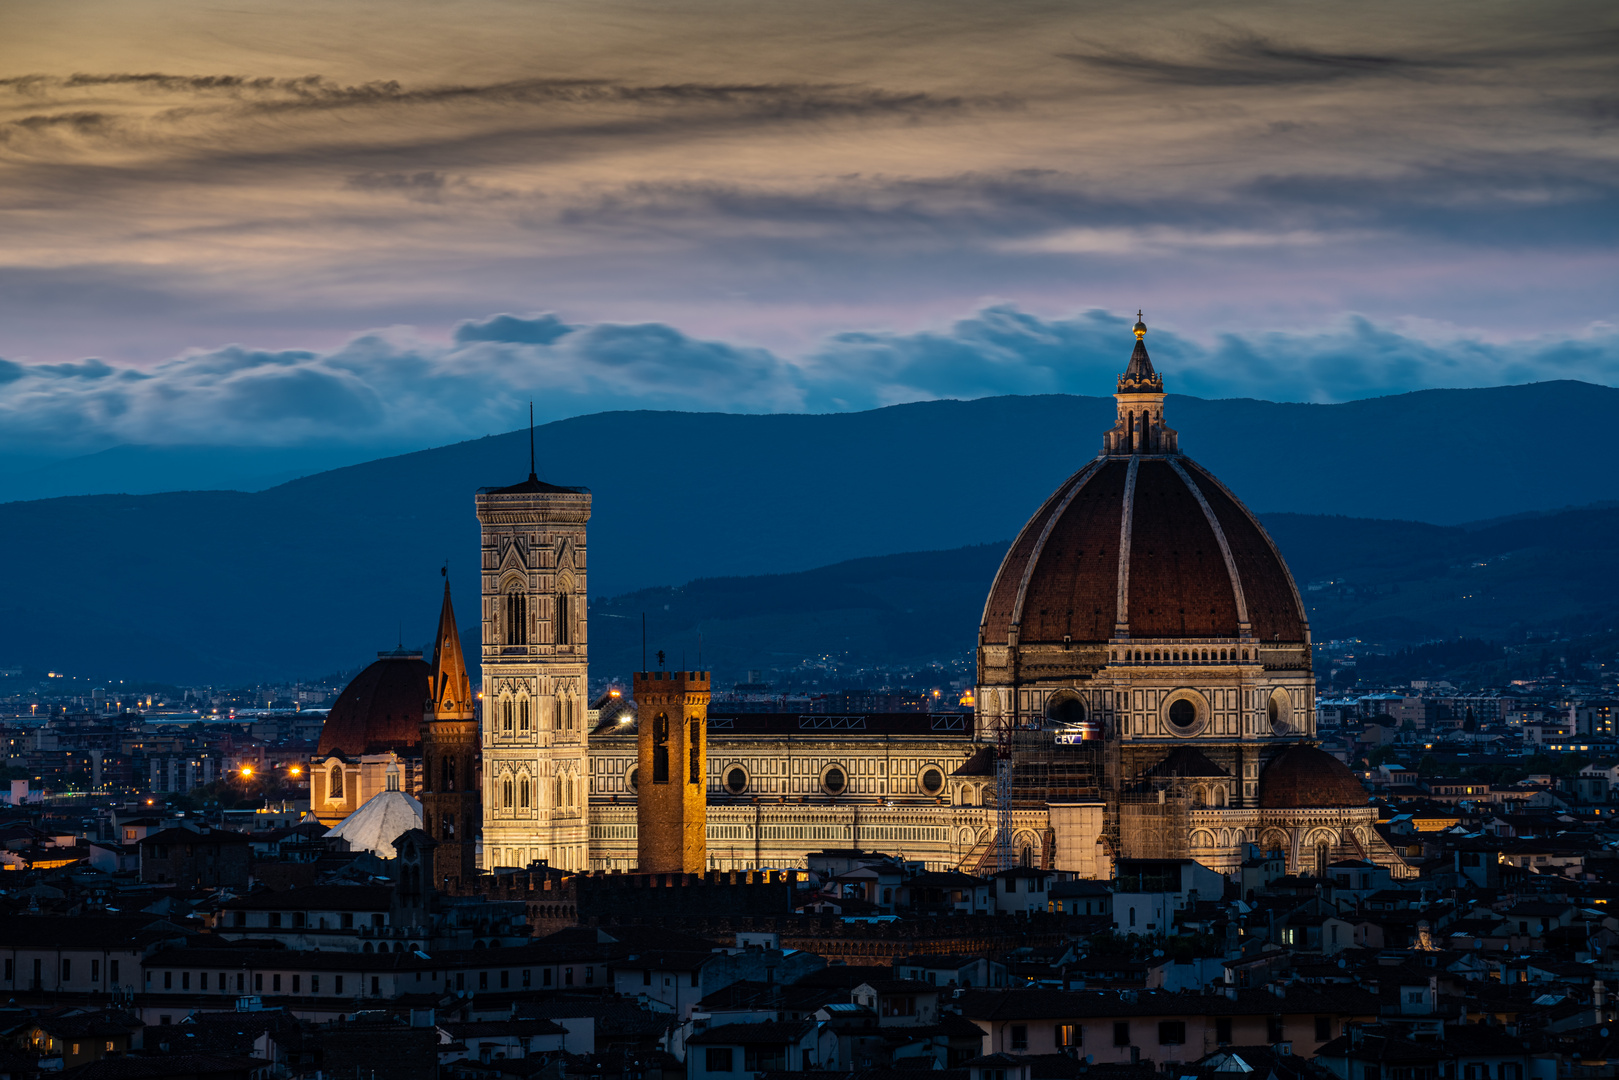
[1256,743,1367,809]
[316,651,431,758]
[979,316,1306,649]
[980,456,1307,647]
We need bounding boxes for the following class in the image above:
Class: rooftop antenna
[528,401,537,482]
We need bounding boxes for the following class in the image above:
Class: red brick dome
[316,652,430,758]
[1256,743,1367,809]
[979,455,1307,647]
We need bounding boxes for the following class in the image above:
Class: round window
[1045,692,1086,728]
[725,767,748,795]
[1165,694,1206,737]
[1268,690,1292,735]
[626,766,639,792]
[920,768,944,794]
[822,767,847,796]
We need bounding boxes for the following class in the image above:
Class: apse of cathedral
[313,314,1397,880]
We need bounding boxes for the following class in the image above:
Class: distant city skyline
[2,1,1618,456]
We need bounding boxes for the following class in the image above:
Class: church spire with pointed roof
[421,572,480,885]
[427,574,472,720]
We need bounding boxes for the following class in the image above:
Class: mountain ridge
[1,383,1615,682]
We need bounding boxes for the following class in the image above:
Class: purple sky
[2,1,1617,454]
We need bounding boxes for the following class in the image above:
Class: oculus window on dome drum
[822,766,847,796]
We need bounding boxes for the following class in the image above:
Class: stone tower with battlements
[421,579,480,885]
[634,669,709,873]
[475,465,592,872]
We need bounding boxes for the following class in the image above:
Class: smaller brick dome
[1256,743,1367,809]
[316,652,430,758]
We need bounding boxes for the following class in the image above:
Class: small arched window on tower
[519,697,530,732]
[556,590,571,645]
[505,589,528,646]
[519,775,530,809]
[653,712,670,783]
[442,812,455,840]
[502,699,513,732]
[689,723,701,786]
[442,755,456,793]
[329,764,344,800]
[503,777,514,809]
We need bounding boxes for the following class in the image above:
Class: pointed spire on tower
[1118,310,1162,392]
[427,570,473,719]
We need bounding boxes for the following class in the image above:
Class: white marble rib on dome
[323,790,422,859]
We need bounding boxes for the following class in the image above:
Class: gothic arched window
[502,699,513,732]
[442,755,455,792]
[329,764,343,800]
[556,591,570,645]
[519,697,530,731]
[503,777,514,808]
[505,589,528,646]
[519,776,530,809]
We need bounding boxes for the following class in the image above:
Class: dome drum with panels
[973,314,1389,878]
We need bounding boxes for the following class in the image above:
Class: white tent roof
[324,790,422,859]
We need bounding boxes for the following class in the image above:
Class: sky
[2,0,1618,456]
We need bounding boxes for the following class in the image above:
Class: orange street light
[288,766,302,776]
[240,766,254,778]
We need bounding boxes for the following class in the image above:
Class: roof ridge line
[1168,456,1251,633]
[1114,455,1141,637]
[1007,459,1104,631]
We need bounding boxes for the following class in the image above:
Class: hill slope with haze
[1,383,1615,683]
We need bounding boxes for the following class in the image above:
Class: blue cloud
[0,306,1613,454]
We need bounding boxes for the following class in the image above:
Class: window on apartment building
[91,960,99,982]
[312,976,320,993]
[4,960,11,982]
[335,976,344,994]
[1316,1017,1331,1041]
[269,913,281,928]
[163,972,172,990]
[1158,1021,1185,1045]
[501,970,510,989]
[566,967,574,986]
[62,960,71,981]
[1010,1026,1027,1051]
[643,969,652,986]
[480,971,489,990]
[523,970,532,988]
[342,913,354,929]
[237,973,244,992]
[1055,1024,1081,1047]
[292,975,300,993]
[272,974,281,992]
[544,969,553,986]
[706,1048,735,1072]
[1113,1022,1130,1047]
[255,974,263,992]
[200,973,208,990]
[1216,1018,1231,1045]
[234,912,246,927]
[1267,1017,1284,1043]
[686,969,694,988]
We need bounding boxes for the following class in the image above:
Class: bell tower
[634,669,709,874]
[475,447,592,872]
[421,576,479,886]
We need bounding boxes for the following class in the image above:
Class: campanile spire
[1103,311,1177,455]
